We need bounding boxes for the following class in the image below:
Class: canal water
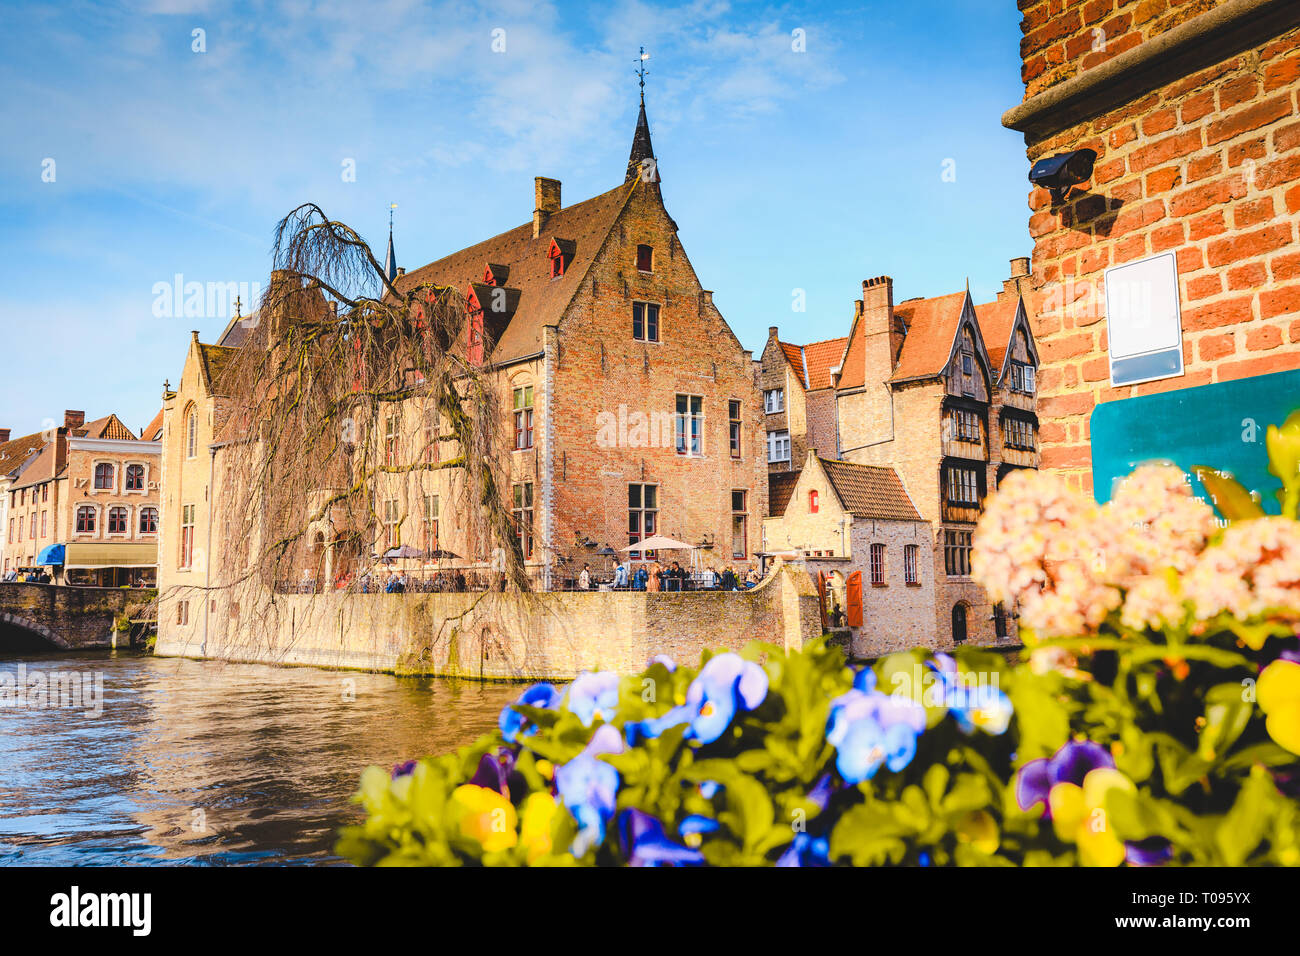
[0,650,517,865]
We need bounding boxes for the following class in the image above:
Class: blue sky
[0,0,1031,438]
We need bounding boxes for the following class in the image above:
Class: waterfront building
[3,411,162,584]
[0,426,46,575]
[765,261,1040,646]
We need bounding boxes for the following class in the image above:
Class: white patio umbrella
[619,534,696,553]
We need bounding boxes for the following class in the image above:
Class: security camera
[1028,149,1097,204]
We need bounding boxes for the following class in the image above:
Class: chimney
[533,177,562,239]
[849,277,900,447]
[397,267,406,277]
[768,325,779,339]
[0,428,9,443]
[64,410,85,432]
[1002,256,1032,298]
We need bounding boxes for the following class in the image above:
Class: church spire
[383,203,398,283]
[626,48,656,183]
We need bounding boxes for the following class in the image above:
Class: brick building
[763,449,936,655]
[0,426,46,575]
[758,330,846,471]
[4,411,161,583]
[382,97,767,584]
[1003,0,1300,491]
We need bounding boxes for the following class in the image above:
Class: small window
[76,505,96,534]
[140,507,159,534]
[675,395,703,457]
[870,543,886,586]
[186,408,198,459]
[728,400,742,458]
[126,464,145,491]
[632,301,660,342]
[94,463,114,490]
[764,389,785,414]
[904,544,919,585]
[636,244,653,272]
[946,466,980,506]
[628,483,659,561]
[177,600,190,626]
[809,489,819,514]
[767,430,791,464]
[513,386,534,450]
[731,490,747,560]
[108,507,128,535]
[944,530,973,577]
[513,483,535,559]
[384,412,400,465]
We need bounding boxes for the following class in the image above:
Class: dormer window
[547,239,573,279]
[636,244,653,272]
[483,263,508,286]
[466,287,485,366]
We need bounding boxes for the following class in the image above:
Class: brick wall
[1012,3,1300,490]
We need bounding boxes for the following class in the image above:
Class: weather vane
[635,47,649,105]
[389,202,397,229]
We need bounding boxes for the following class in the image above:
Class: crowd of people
[578,561,763,592]
[1,568,52,583]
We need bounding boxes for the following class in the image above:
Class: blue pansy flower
[835,717,918,784]
[827,687,926,747]
[648,654,677,672]
[925,654,1013,736]
[499,682,562,742]
[678,815,720,842]
[625,653,769,745]
[565,671,621,727]
[619,809,705,866]
[776,832,830,867]
[554,725,624,856]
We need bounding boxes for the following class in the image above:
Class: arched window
[108,507,128,534]
[94,463,114,490]
[952,603,968,644]
[186,406,198,459]
[76,506,96,534]
[125,464,145,491]
[139,507,158,534]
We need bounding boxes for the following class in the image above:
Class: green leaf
[1192,465,1265,521]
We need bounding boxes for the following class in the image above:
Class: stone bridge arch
[0,611,72,651]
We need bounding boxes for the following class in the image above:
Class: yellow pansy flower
[1258,659,1300,755]
[1047,768,1134,867]
[518,792,559,863]
[450,784,518,852]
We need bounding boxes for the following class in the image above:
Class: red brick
[1168,177,1246,218]
[1206,224,1294,268]
[1114,233,1147,262]
[1206,95,1293,147]
[1150,222,1184,252]
[1182,295,1255,332]
[1276,121,1300,154]
[1180,89,1216,124]
[1228,137,1267,167]
[1217,75,1260,112]
[1129,130,1202,172]
[1246,325,1283,351]
[1187,210,1225,241]
[1081,356,1109,381]
[1234,196,1275,229]
[1197,333,1235,361]
[1273,251,1300,282]
[1141,107,1178,137]
[1040,444,1092,470]
[1176,247,1204,273]
[1261,285,1300,320]
[1256,155,1300,191]
[1287,184,1300,216]
[1186,274,1222,300]
[1108,124,1137,149]
[1217,353,1300,382]
[1263,53,1300,93]
[1227,262,1268,291]
[1187,153,1222,182]
[1145,165,1181,194]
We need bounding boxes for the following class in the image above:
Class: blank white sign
[1104,252,1183,387]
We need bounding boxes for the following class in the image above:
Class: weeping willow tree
[203,203,530,645]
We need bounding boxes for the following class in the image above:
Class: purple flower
[618,809,705,866]
[499,682,561,743]
[1016,740,1116,813]
[391,759,417,779]
[565,671,621,727]
[1125,837,1174,867]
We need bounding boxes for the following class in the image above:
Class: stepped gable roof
[819,458,921,521]
[393,181,638,365]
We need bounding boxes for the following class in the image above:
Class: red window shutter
[816,571,829,630]
[468,311,484,365]
[846,571,863,627]
[809,490,819,513]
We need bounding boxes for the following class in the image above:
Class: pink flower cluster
[973,463,1230,638]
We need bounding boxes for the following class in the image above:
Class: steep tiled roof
[141,409,165,442]
[820,459,921,521]
[975,296,1020,379]
[801,337,848,390]
[768,470,801,517]
[9,441,58,491]
[394,181,638,364]
[890,291,968,383]
[0,431,45,480]
[81,414,137,441]
[778,342,806,385]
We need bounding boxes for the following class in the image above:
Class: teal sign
[1090,368,1300,513]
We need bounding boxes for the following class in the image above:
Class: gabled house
[763,449,935,656]
[831,259,1040,646]
[758,329,847,472]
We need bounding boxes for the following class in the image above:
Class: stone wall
[0,583,142,650]
[154,563,823,680]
